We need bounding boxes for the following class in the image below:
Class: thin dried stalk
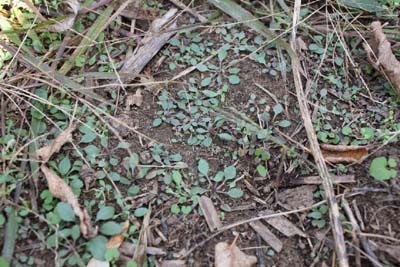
[291,1,349,266]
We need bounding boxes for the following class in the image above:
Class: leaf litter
[215,239,257,267]
[36,123,76,162]
[319,144,368,163]
[37,124,96,238]
[364,21,400,95]
[41,165,97,238]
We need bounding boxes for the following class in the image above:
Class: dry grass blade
[320,144,368,163]
[58,5,114,74]
[41,165,97,238]
[342,198,382,267]
[290,0,349,266]
[364,21,400,95]
[133,206,151,265]
[36,123,76,162]
[0,41,109,103]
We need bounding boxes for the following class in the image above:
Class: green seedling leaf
[117,141,131,149]
[369,156,397,181]
[84,145,100,163]
[198,158,209,176]
[256,164,267,177]
[218,133,234,141]
[134,207,148,217]
[109,172,121,181]
[71,225,80,241]
[308,211,322,219]
[273,103,283,115]
[128,185,140,196]
[88,236,108,260]
[218,45,229,61]
[213,171,225,182]
[58,156,71,175]
[172,170,182,187]
[56,202,76,222]
[388,158,397,168]
[127,153,139,172]
[105,248,120,262]
[169,62,176,70]
[361,127,374,139]
[224,165,236,180]
[309,44,324,54]
[334,57,344,66]
[197,64,208,72]
[228,75,240,85]
[171,204,180,214]
[227,188,244,198]
[96,206,115,221]
[278,120,291,128]
[312,219,326,228]
[228,68,240,74]
[181,206,192,214]
[341,126,352,136]
[152,118,162,127]
[100,222,123,236]
[0,256,10,267]
[201,77,212,87]
[203,90,219,98]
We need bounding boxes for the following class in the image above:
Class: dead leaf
[125,89,143,109]
[198,196,222,231]
[65,0,80,15]
[107,220,129,249]
[215,242,257,267]
[41,165,96,238]
[161,260,186,267]
[133,206,151,265]
[80,164,95,191]
[249,221,283,252]
[296,37,308,50]
[48,0,80,32]
[365,21,400,95]
[320,144,368,163]
[260,210,306,238]
[277,185,316,210]
[36,124,76,162]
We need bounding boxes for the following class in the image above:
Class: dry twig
[291,0,349,266]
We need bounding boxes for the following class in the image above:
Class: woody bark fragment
[122,8,178,74]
